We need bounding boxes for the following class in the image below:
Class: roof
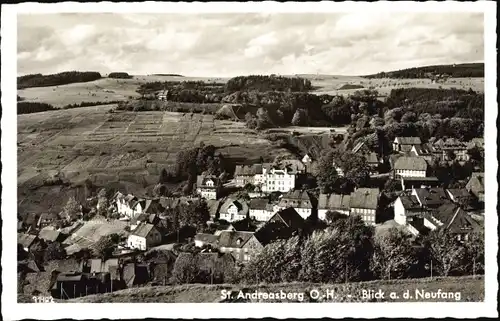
[249,198,270,210]
[38,212,59,222]
[220,198,249,216]
[366,152,379,164]
[269,207,305,229]
[318,193,351,211]
[395,137,422,145]
[131,223,156,238]
[64,243,83,256]
[159,197,182,209]
[56,271,83,282]
[398,195,422,210]
[194,233,219,244]
[412,187,449,208]
[90,258,119,273]
[411,144,433,156]
[44,258,81,273]
[206,199,222,217]
[135,199,164,214]
[18,259,42,273]
[38,227,61,242]
[466,172,484,195]
[18,233,37,249]
[123,263,149,287]
[350,188,379,210]
[394,156,428,171]
[280,159,306,172]
[432,204,481,234]
[217,231,255,248]
[446,189,472,199]
[279,190,312,209]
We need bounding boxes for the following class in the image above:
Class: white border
[2,1,498,319]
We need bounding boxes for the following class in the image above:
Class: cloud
[17,12,484,76]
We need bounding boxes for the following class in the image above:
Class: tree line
[363,63,484,79]
[225,75,313,92]
[239,215,484,284]
[108,72,132,79]
[17,71,102,89]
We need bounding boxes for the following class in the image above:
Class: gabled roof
[466,172,484,194]
[206,199,222,217]
[446,189,472,199]
[279,190,312,209]
[249,198,270,210]
[318,193,351,211]
[220,198,248,215]
[395,137,422,145]
[412,187,449,208]
[411,144,433,156]
[365,152,379,164]
[254,208,304,246]
[38,227,61,242]
[217,231,255,248]
[269,207,305,229]
[398,195,422,210]
[432,204,481,234]
[18,233,38,249]
[350,188,379,210]
[131,223,157,238]
[394,156,428,171]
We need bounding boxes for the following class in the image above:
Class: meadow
[65,275,484,303]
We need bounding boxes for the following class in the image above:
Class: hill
[363,63,484,79]
[18,71,102,89]
[66,275,483,303]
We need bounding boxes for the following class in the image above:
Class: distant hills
[362,63,484,79]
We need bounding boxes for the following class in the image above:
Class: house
[249,198,275,222]
[399,176,440,191]
[411,187,450,209]
[122,263,150,288]
[466,172,484,202]
[393,156,428,178]
[18,233,40,252]
[235,163,298,193]
[194,233,219,247]
[254,207,305,246]
[365,152,381,175]
[423,204,481,241]
[393,137,422,152]
[127,223,162,251]
[432,138,469,161]
[217,231,263,262]
[394,195,428,225]
[410,144,434,162]
[219,198,249,222]
[277,190,313,219]
[196,174,220,200]
[132,199,165,216]
[84,258,120,274]
[37,213,59,229]
[114,192,139,218]
[38,227,64,243]
[157,89,169,101]
[446,189,473,206]
[349,188,379,225]
[317,193,351,220]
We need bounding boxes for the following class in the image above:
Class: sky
[17,12,484,77]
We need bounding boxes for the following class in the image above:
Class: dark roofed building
[394,194,429,226]
[317,193,351,220]
[394,156,428,178]
[194,233,219,247]
[254,207,305,246]
[393,137,422,152]
[38,227,64,243]
[219,198,249,222]
[349,188,379,225]
[127,223,162,251]
[411,187,450,209]
[466,172,484,202]
[446,188,474,207]
[425,204,481,241]
[277,190,313,219]
[216,230,263,262]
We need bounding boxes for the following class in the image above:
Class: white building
[127,223,162,251]
[219,199,249,222]
[249,198,276,222]
[393,156,428,178]
[196,174,220,200]
[393,137,422,153]
[393,195,427,225]
[234,163,298,193]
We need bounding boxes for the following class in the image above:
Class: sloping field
[299,74,484,97]
[17,106,294,214]
[68,275,483,303]
[17,75,230,108]
[62,217,129,248]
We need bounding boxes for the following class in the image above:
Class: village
[17,132,485,300]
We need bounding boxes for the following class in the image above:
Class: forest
[363,63,484,79]
[17,71,102,89]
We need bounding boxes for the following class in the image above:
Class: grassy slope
[17,106,295,214]
[67,275,484,303]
